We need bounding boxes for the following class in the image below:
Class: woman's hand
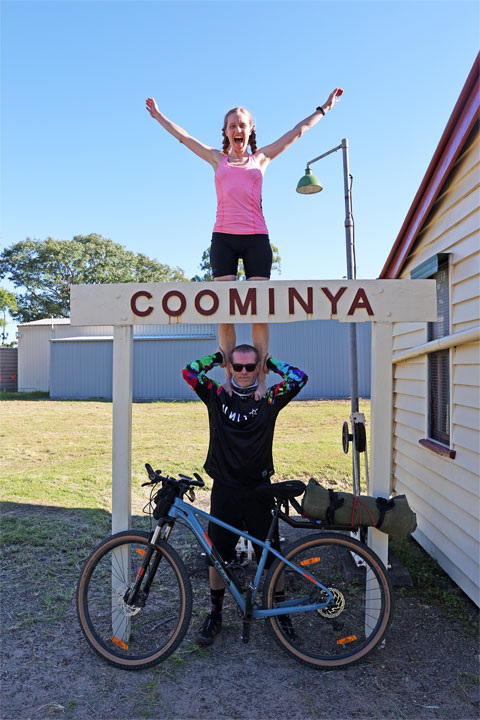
[263,353,271,374]
[322,88,343,113]
[217,347,227,368]
[146,97,160,120]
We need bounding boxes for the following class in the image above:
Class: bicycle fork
[125,523,172,606]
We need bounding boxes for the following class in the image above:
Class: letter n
[288,287,313,315]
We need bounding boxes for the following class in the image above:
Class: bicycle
[77,464,394,670]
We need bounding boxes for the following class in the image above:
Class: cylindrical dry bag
[301,478,417,538]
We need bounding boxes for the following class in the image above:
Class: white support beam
[112,325,133,534]
[368,322,393,569]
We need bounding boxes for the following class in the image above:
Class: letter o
[162,290,186,317]
[131,291,153,317]
[194,289,219,316]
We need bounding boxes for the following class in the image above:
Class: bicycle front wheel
[77,531,192,670]
[263,532,393,669]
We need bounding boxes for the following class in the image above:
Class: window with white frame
[412,254,451,446]
[428,259,450,444]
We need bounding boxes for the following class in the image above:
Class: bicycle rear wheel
[77,531,192,670]
[263,532,393,669]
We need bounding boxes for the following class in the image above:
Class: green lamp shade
[296,168,323,194]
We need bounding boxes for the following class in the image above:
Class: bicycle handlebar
[143,463,205,489]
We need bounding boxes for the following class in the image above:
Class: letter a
[347,289,374,316]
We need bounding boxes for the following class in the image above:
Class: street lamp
[297,138,364,496]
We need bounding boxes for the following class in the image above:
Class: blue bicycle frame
[162,495,334,619]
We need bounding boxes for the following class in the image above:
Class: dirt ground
[1,501,479,720]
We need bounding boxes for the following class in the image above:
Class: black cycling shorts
[208,482,280,566]
[210,232,272,279]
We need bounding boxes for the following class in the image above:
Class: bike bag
[153,483,178,520]
[301,478,417,538]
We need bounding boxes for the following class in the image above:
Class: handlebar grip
[145,463,156,481]
[193,473,205,487]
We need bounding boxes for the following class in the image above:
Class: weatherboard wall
[390,126,480,605]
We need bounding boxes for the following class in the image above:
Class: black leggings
[208,482,280,565]
[210,232,272,278]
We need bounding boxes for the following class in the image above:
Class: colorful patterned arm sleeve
[265,357,308,406]
[182,351,223,402]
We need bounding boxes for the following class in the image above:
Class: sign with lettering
[70,279,437,326]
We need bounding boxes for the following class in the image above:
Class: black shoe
[197,612,222,646]
[278,614,296,640]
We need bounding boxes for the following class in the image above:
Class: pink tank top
[213,154,269,235]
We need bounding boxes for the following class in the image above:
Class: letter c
[131,291,153,317]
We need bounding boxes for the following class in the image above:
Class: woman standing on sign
[146,88,343,398]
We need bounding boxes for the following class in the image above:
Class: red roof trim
[380,54,480,279]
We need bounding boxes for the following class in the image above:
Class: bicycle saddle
[254,480,306,501]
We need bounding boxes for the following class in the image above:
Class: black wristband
[316,106,326,116]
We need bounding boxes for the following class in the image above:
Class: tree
[0,234,186,323]
[191,243,281,281]
[0,288,18,346]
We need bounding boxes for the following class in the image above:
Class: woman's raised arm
[256,88,343,169]
[146,97,223,170]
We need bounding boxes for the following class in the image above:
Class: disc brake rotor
[114,586,142,617]
[317,588,345,618]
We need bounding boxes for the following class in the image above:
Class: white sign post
[71,279,437,568]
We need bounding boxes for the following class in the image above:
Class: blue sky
[1,0,478,339]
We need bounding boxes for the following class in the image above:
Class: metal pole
[341,139,361,495]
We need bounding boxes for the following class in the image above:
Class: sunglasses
[231,362,258,372]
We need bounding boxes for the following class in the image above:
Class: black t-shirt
[182,352,308,488]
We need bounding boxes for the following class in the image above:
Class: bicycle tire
[77,531,192,670]
[262,532,393,669]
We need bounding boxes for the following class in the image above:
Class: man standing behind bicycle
[182,344,308,646]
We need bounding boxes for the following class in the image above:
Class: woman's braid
[248,128,258,154]
[222,129,230,154]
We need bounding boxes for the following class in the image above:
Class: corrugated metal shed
[48,320,371,400]
[0,347,18,392]
[18,318,112,392]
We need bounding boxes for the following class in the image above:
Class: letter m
[229,288,257,316]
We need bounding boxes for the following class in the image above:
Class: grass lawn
[1,396,477,628]
[0,397,370,513]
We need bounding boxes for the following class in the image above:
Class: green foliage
[0,234,186,323]
[0,287,18,345]
[191,243,281,281]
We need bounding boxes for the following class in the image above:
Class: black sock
[210,587,225,617]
